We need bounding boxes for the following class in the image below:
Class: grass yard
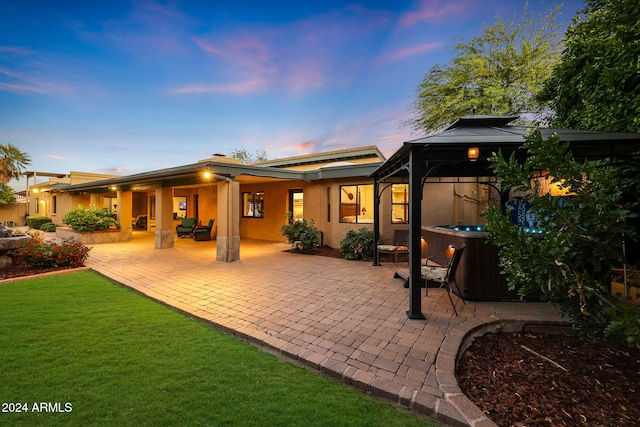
[0,271,439,427]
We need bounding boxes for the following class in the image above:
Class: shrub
[604,303,640,349]
[485,129,640,345]
[62,205,118,232]
[26,216,51,230]
[340,227,374,260]
[10,237,91,268]
[39,222,57,232]
[280,213,320,252]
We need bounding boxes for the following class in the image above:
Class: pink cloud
[170,77,270,95]
[400,0,470,27]
[177,4,393,97]
[377,42,443,64]
[0,67,73,96]
[284,140,318,154]
[0,46,36,55]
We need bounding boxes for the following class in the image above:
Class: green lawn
[0,271,439,426]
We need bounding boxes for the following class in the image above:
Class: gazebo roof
[373,115,640,179]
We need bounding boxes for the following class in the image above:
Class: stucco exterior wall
[0,203,28,226]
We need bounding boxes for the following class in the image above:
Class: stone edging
[0,267,91,284]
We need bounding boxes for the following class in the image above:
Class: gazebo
[371,115,640,319]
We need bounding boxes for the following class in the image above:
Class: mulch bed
[0,264,76,280]
[457,332,640,426]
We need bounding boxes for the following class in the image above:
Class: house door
[289,190,303,221]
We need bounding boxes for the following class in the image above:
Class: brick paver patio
[84,231,565,427]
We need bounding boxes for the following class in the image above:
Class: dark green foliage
[0,182,16,204]
[537,0,640,132]
[340,227,375,260]
[26,216,52,230]
[484,129,639,345]
[39,222,57,232]
[279,213,320,252]
[62,205,118,232]
[408,5,562,132]
[0,143,30,182]
[604,303,640,349]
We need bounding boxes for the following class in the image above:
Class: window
[150,196,156,220]
[243,191,264,218]
[52,196,57,215]
[35,197,40,214]
[289,190,303,221]
[339,184,373,223]
[391,184,408,224]
[326,187,331,222]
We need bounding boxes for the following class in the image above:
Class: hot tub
[421,225,520,301]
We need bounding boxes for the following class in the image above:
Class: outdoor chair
[421,245,466,316]
[377,229,410,270]
[132,215,147,230]
[194,219,214,241]
[176,217,198,237]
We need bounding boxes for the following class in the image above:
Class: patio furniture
[421,246,466,316]
[377,229,410,271]
[176,217,198,238]
[194,219,214,241]
[132,215,147,230]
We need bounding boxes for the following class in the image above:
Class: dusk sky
[1,0,584,189]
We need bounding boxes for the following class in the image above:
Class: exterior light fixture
[467,147,479,161]
[203,171,212,179]
[109,186,117,191]
[447,244,455,257]
[32,188,39,193]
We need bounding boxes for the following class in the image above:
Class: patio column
[154,186,174,249]
[407,146,425,319]
[373,179,381,266]
[89,193,101,207]
[216,178,240,262]
[116,190,133,240]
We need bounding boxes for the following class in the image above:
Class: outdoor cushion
[421,265,447,282]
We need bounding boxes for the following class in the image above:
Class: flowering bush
[10,236,91,268]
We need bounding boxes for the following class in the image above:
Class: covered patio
[372,115,640,319]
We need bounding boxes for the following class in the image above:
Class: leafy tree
[229,148,268,164]
[484,129,640,344]
[537,0,640,132]
[0,144,30,182]
[407,5,563,133]
[0,182,16,204]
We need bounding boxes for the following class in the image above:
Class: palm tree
[0,144,31,182]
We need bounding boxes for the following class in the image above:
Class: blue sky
[1,0,584,189]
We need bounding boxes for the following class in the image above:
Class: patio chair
[421,246,465,316]
[132,215,147,230]
[176,217,198,238]
[194,219,214,241]
[377,229,410,270]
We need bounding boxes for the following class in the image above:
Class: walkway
[85,232,565,427]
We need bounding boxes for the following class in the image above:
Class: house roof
[53,146,384,194]
[373,115,640,180]
[251,146,385,168]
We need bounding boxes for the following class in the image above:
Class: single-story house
[24,144,488,262]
